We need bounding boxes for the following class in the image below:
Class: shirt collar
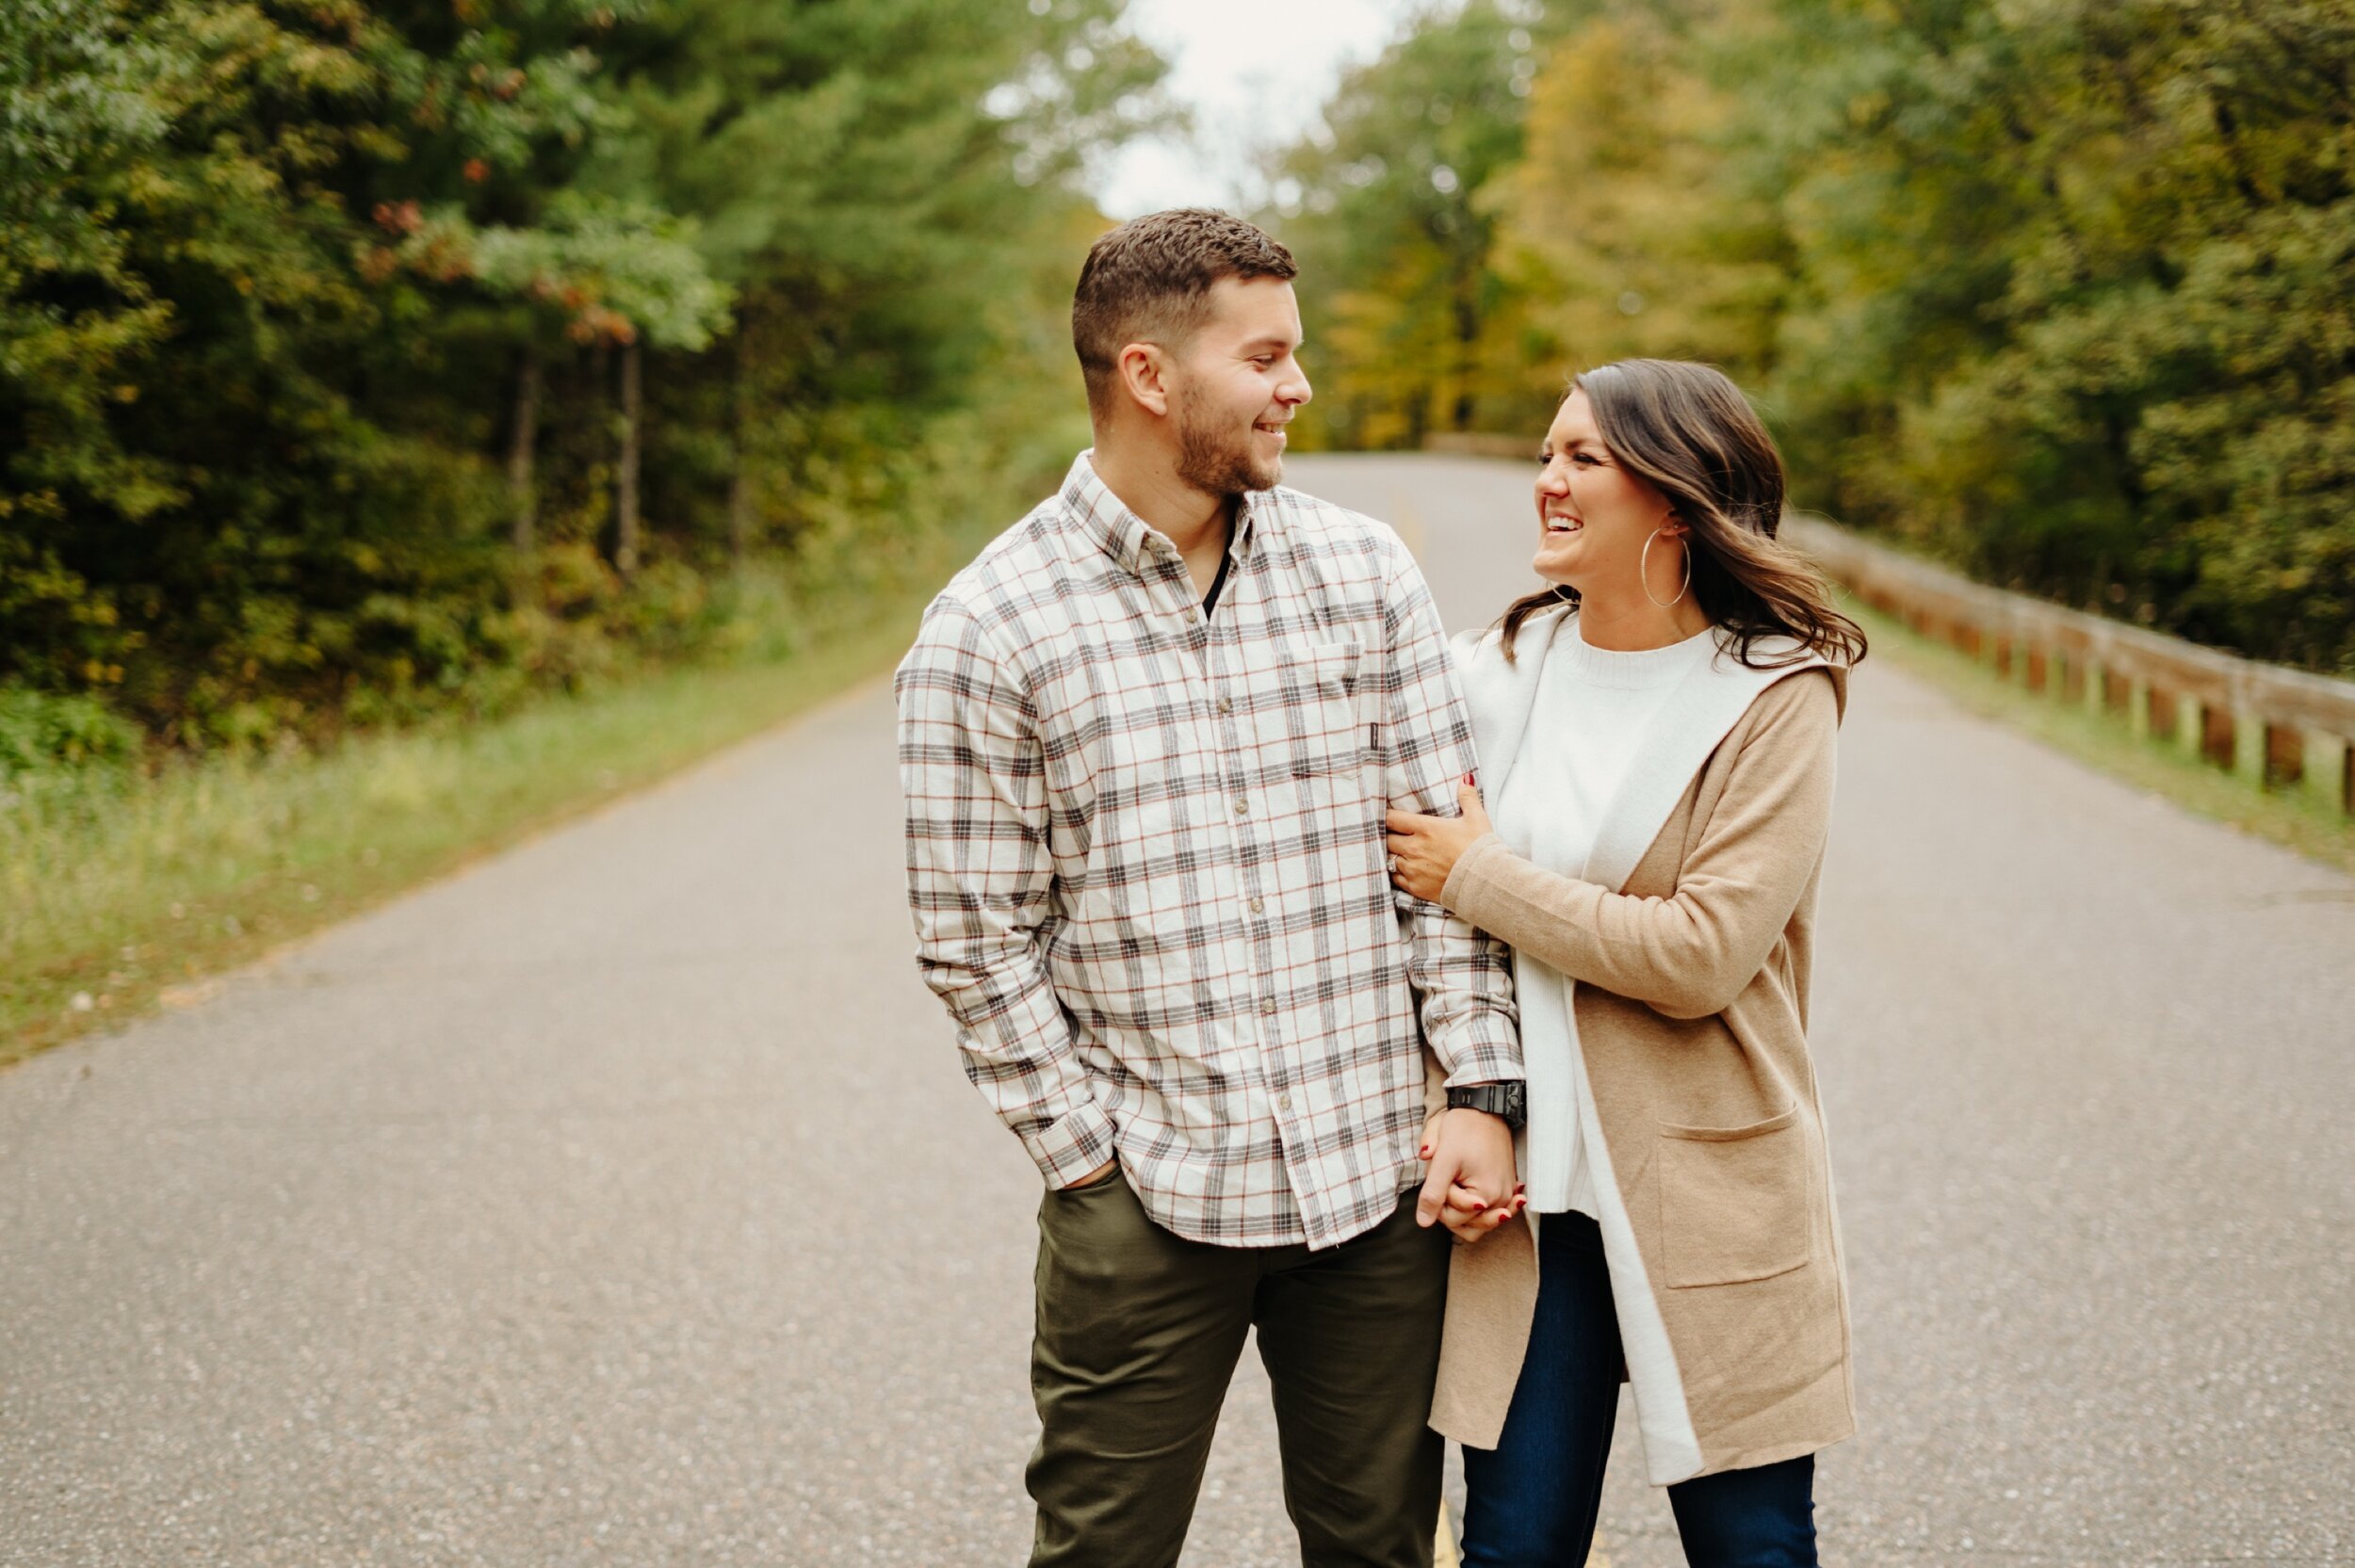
[1062,450,1271,577]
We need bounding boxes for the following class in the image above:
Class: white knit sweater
[1490,617,1721,1215]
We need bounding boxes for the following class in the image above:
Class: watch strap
[1444,1081,1527,1131]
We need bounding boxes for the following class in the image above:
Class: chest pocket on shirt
[1286,639,1376,834]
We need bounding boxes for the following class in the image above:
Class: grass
[1848,599,2355,880]
[0,581,938,1068]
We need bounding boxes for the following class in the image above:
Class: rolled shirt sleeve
[1377,542,1522,1089]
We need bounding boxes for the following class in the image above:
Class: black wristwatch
[1445,1081,1527,1131]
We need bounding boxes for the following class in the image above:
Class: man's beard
[1173,384,1281,497]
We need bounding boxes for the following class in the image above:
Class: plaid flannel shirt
[896,453,1520,1250]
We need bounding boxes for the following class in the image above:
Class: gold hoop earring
[1642,527,1691,609]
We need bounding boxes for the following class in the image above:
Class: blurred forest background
[1275,0,2355,674]
[1,0,1162,765]
[3,0,2350,763]
[7,0,2350,1049]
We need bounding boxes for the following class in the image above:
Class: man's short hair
[1072,208,1298,419]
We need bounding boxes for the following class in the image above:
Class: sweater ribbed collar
[1555,618,1721,691]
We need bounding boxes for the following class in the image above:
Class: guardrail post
[2298,730,2336,810]
[2263,723,2304,791]
[2101,659,2138,720]
[2226,671,2266,784]
[2227,707,2262,784]
[2185,697,2223,768]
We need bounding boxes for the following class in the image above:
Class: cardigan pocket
[1656,1105,1811,1287]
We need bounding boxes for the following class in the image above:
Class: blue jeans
[1458,1212,1819,1567]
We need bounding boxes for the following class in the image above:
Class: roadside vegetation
[1267,0,2355,676]
[1845,598,2355,880]
[1,0,1169,1058]
[0,557,988,1066]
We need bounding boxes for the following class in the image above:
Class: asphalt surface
[3,452,2350,1566]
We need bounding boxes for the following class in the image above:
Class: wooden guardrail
[1419,434,2355,816]
[1781,513,2355,816]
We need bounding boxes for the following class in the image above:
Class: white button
[1234,798,1250,816]
[1259,995,1277,1015]
[1248,897,1264,914]
[1218,696,1234,716]
[1275,1093,1292,1111]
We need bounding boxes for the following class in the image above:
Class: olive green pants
[1027,1174,1450,1568]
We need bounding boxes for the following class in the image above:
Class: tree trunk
[1452,262,1481,432]
[592,343,613,561]
[613,339,642,581]
[727,458,754,568]
[728,337,755,568]
[507,347,541,555]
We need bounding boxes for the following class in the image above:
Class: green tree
[0,0,1171,748]
[591,0,1164,565]
[1272,0,1549,450]
[1279,0,2355,670]
[1483,3,1788,419]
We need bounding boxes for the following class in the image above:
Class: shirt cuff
[1437,1021,1524,1091]
[1019,1097,1118,1188]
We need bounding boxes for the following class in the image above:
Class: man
[895,208,1524,1568]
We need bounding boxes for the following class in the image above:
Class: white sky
[1089,0,1441,218]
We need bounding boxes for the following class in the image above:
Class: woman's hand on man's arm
[1387,777,1494,904]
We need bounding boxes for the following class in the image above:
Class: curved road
[3,454,2349,1566]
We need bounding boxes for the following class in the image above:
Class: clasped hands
[1415,1103,1526,1242]
[1064,1107,1524,1244]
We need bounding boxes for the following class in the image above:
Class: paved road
[3,454,2350,1566]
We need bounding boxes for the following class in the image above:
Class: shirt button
[1259,995,1277,1015]
[1234,798,1250,816]
[1248,897,1264,914]
[1275,1093,1293,1111]
[1217,696,1234,716]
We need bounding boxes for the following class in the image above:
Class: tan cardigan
[1426,611,1855,1484]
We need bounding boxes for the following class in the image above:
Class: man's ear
[1116,342,1173,419]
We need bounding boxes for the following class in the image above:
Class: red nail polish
[1419,1146,1431,1158]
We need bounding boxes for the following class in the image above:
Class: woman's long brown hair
[1497,360,1868,670]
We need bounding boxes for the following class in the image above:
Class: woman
[1389,359,1867,1566]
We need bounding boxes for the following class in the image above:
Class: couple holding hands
[897,209,1867,1567]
